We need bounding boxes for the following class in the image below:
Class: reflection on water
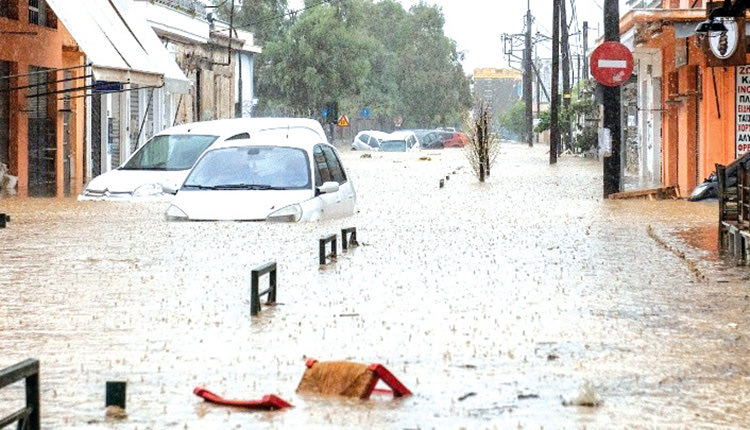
[1,145,748,427]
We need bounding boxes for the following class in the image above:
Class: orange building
[1,0,86,196]
[620,0,748,196]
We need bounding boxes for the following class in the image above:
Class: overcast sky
[398,0,633,74]
[283,0,633,75]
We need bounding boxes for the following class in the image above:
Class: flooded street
[2,143,750,428]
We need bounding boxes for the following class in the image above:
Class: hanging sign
[736,65,750,156]
[705,17,746,67]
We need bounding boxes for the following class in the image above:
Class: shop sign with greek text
[737,65,750,156]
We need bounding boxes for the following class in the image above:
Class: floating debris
[562,380,602,408]
[458,392,477,401]
[105,406,127,420]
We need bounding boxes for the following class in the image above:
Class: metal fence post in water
[251,261,277,316]
[341,227,358,251]
[319,234,337,265]
[0,358,40,430]
[106,381,127,409]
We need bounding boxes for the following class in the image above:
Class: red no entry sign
[590,41,634,87]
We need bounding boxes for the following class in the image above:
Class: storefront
[620,6,741,197]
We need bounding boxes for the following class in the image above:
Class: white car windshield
[121,134,218,171]
[380,140,407,152]
[183,146,311,190]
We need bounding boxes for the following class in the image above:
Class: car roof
[356,130,390,138]
[203,132,335,153]
[389,130,415,138]
[155,118,327,141]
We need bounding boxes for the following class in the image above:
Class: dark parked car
[420,131,446,149]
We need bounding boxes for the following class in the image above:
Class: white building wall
[636,48,663,188]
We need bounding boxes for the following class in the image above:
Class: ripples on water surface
[1,144,748,428]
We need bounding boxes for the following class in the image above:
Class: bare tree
[464,101,499,182]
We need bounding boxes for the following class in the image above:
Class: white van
[78,118,323,201]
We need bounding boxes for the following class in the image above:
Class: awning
[45,0,190,94]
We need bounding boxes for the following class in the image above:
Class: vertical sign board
[737,65,750,157]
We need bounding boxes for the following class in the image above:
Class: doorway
[27,66,56,197]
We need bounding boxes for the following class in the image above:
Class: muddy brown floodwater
[1,144,749,428]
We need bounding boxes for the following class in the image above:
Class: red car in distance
[439,131,469,148]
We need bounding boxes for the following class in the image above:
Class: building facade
[473,68,522,117]
[620,0,744,196]
[0,0,260,196]
[0,0,87,197]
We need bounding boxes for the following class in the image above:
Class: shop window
[0,0,19,20]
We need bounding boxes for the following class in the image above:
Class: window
[0,0,18,20]
[28,0,55,28]
[321,145,346,184]
[121,134,218,171]
[183,146,311,190]
[227,132,250,140]
[313,145,332,186]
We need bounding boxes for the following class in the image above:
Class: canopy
[45,0,190,93]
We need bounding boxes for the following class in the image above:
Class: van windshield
[120,134,218,171]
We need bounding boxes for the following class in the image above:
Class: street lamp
[695,20,729,33]
[695,0,750,33]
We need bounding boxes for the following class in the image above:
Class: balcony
[151,0,206,18]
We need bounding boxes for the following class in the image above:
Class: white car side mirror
[318,181,340,194]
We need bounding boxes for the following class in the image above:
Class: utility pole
[536,50,541,144]
[524,0,533,147]
[561,0,571,153]
[551,0,560,164]
[603,0,621,196]
[583,21,589,79]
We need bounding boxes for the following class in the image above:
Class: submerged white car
[79,118,292,201]
[388,130,421,151]
[351,130,389,151]
[165,123,356,222]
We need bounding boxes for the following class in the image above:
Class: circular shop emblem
[709,17,739,60]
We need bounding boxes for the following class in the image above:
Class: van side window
[226,133,250,141]
[313,145,332,186]
[321,145,346,184]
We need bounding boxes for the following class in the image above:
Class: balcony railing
[152,0,206,17]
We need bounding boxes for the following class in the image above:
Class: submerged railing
[0,358,40,430]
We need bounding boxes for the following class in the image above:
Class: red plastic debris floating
[367,363,412,398]
[193,387,293,410]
